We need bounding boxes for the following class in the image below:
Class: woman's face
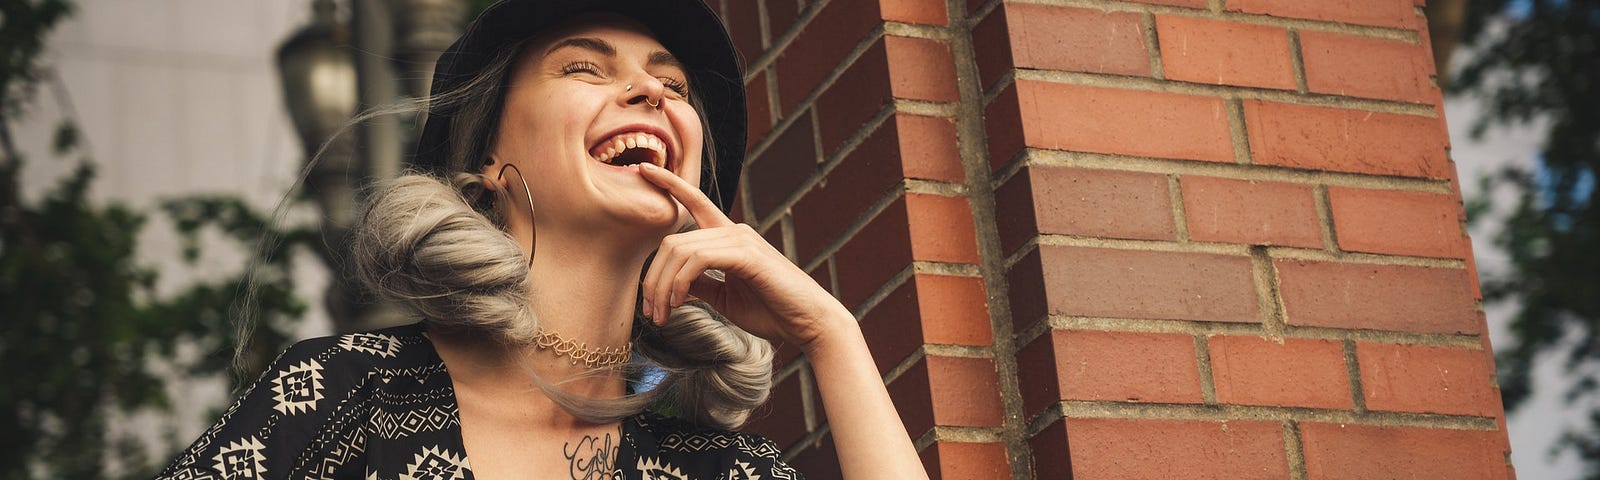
[489,14,704,237]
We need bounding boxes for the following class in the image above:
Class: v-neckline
[415,324,638,479]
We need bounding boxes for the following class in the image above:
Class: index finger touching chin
[638,163,733,228]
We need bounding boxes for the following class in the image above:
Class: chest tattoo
[562,431,618,480]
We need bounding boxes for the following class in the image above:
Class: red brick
[1357,343,1500,417]
[815,36,958,158]
[792,118,901,264]
[920,442,1011,480]
[887,356,936,438]
[927,355,1004,427]
[1329,187,1467,258]
[1180,176,1322,248]
[724,0,763,68]
[816,39,892,158]
[887,356,1005,436]
[775,0,880,112]
[745,70,773,145]
[907,193,981,264]
[882,0,948,26]
[983,82,1026,170]
[1013,245,1259,324]
[833,196,913,310]
[1029,420,1072,480]
[763,217,786,246]
[895,114,964,183]
[1012,80,1234,163]
[1226,0,1417,30]
[1054,418,1291,479]
[972,4,1150,89]
[767,0,801,39]
[1005,247,1049,328]
[1157,16,1296,90]
[744,369,809,448]
[1300,31,1434,103]
[993,166,1040,257]
[746,110,819,220]
[1274,259,1480,334]
[1244,101,1450,178]
[1300,423,1509,480]
[886,36,960,103]
[1018,330,1202,417]
[858,274,989,375]
[1127,0,1208,7]
[914,274,992,346]
[1209,336,1353,409]
[859,278,923,375]
[1037,167,1176,243]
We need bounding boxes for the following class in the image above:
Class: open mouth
[591,131,670,170]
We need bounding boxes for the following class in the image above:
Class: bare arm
[803,304,929,479]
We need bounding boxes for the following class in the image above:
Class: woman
[157,0,925,478]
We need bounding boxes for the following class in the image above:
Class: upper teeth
[594,132,667,167]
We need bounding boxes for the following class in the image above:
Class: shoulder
[268,322,438,383]
[628,412,801,479]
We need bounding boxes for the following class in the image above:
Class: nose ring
[627,84,661,109]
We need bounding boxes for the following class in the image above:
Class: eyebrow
[547,37,683,69]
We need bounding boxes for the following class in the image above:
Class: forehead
[519,13,671,62]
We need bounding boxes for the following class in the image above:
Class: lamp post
[276,0,398,333]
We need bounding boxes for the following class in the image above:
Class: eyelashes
[560,61,691,99]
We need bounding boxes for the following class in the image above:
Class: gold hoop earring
[497,162,536,268]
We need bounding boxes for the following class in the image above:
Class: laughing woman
[155,0,925,479]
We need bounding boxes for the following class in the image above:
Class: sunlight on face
[490,14,706,238]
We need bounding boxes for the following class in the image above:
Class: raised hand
[635,162,851,352]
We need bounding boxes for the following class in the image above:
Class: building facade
[726,0,1514,478]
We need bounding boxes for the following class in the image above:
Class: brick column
[724,0,1511,478]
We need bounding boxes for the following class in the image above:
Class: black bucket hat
[412,0,746,213]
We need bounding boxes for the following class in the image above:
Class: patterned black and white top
[156,322,802,480]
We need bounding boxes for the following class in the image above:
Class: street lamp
[277,0,358,218]
[276,0,382,333]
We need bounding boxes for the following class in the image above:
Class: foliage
[0,1,314,478]
[1452,0,1600,473]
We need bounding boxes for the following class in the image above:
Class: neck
[428,220,660,420]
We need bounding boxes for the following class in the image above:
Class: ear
[481,155,506,192]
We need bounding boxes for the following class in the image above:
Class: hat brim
[413,0,746,213]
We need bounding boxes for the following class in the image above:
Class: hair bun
[351,174,537,342]
[637,302,774,428]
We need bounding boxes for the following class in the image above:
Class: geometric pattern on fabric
[270,358,324,415]
[340,333,401,358]
[156,322,802,480]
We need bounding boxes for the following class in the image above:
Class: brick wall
[720,0,1512,478]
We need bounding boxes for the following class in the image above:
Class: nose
[620,75,666,110]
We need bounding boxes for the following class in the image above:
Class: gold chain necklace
[531,328,632,368]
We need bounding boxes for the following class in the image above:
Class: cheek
[499,89,596,157]
[670,107,707,186]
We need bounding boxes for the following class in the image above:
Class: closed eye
[560,61,603,77]
[661,77,690,98]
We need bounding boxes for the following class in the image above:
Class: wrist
[797,303,862,359]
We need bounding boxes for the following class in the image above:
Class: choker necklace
[532,328,632,368]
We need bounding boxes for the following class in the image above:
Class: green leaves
[1454,0,1600,474]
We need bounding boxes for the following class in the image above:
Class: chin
[607,194,682,234]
